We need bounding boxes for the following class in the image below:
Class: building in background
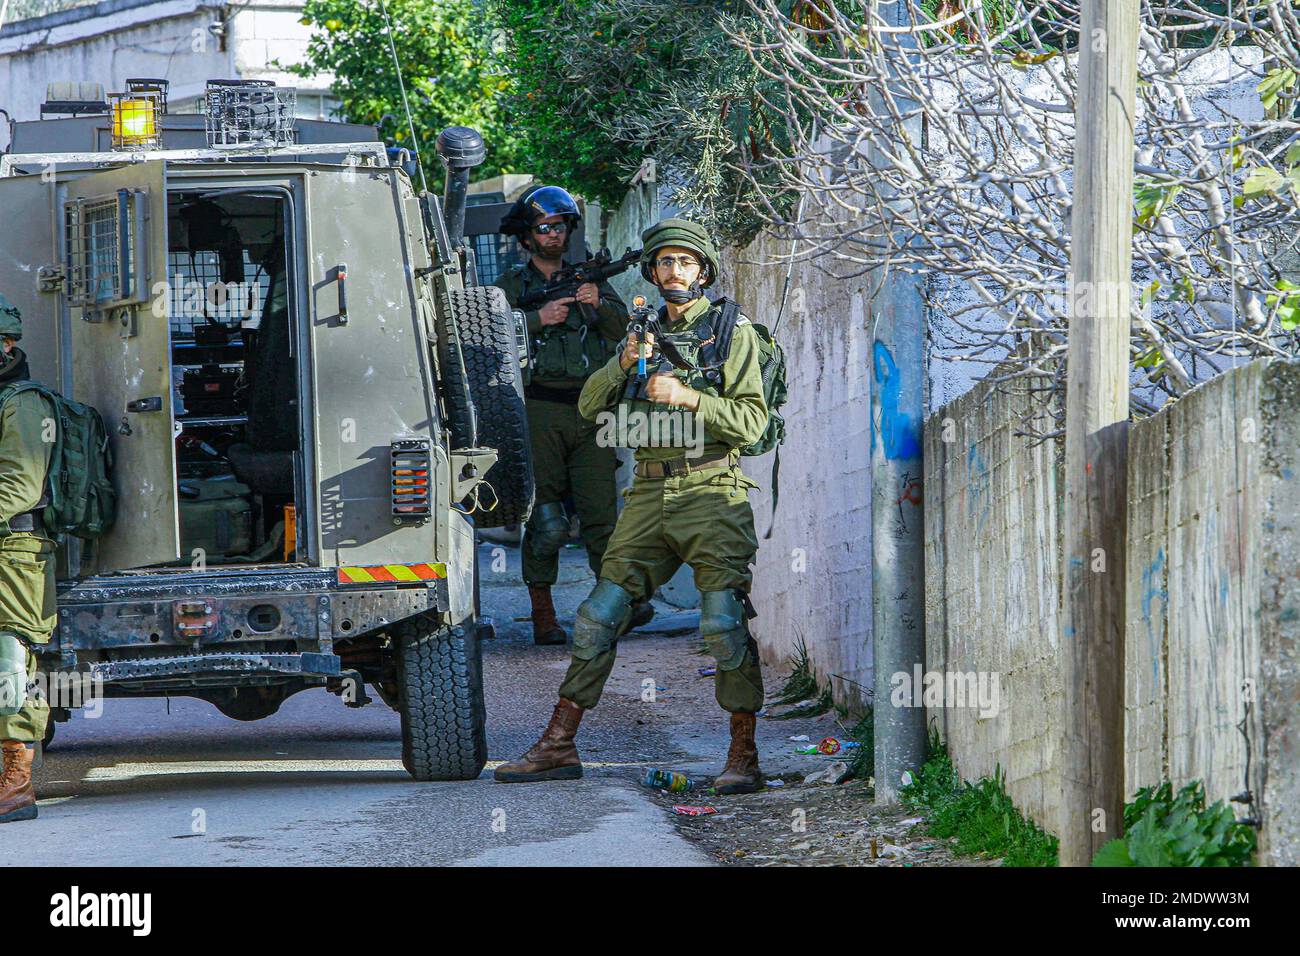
[0,0,335,140]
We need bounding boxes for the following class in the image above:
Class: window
[64,190,145,310]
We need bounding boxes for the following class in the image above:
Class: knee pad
[700,590,750,671]
[524,501,570,561]
[572,579,634,661]
[0,632,27,718]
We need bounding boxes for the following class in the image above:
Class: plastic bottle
[642,768,701,793]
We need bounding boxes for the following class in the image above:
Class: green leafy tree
[287,0,526,191]
[492,0,807,245]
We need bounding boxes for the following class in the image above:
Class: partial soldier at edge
[0,294,57,824]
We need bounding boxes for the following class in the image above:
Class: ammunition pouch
[700,589,750,671]
[571,579,634,661]
[532,319,615,383]
[0,631,28,717]
[524,501,571,561]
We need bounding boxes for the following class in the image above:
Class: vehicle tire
[395,613,487,781]
[440,286,534,528]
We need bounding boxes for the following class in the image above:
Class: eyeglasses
[532,221,570,236]
[654,255,701,272]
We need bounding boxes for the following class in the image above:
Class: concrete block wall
[0,0,332,128]
[718,231,875,709]
[924,377,1064,826]
[924,359,1298,863]
[1125,360,1299,866]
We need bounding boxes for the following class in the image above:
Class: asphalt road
[0,542,717,867]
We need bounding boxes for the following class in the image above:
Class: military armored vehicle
[0,79,534,780]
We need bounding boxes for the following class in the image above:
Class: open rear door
[0,176,61,386]
[63,162,179,572]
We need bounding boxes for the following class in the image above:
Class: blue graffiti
[872,342,922,460]
[1141,548,1168,687]
[966,443,990,533]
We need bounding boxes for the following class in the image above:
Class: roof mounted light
[108,81,166,151]
[42,82,108,118]
[204,79,297,149]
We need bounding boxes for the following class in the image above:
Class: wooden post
[1060,0,1139,867]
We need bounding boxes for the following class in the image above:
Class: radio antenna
[376,0,429,194]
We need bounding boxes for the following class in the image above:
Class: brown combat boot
[528,586,567,646]
[0,740,36,824]
[714,712,763,794]
[494,698,584,782]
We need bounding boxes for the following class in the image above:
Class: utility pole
[1060,0,1139,866]
[872,0,927,806]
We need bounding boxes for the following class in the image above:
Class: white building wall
[0,0,333,130]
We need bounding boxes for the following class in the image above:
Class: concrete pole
[1059,0,1139,865]
[872,0,927,805]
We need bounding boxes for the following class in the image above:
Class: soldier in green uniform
[495,219,770,794]
[494,185,652,644]
[0,294,57,824]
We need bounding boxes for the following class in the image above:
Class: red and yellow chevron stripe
[336,563,447,585]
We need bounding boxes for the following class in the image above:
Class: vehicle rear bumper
[49,565,448,670]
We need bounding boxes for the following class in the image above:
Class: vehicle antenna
[376,0,430,195]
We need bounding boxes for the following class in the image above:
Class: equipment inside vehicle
[167,191,301,565]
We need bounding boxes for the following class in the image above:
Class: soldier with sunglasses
[494,186,654,646]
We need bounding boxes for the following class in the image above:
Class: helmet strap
[659,279,705,305]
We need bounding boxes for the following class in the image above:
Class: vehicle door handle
[126,397,164,413]
[335,263,348,325]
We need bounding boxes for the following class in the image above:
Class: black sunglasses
[532,221,570,236]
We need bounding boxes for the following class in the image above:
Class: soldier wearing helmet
[493,186,654,646]
[495,218,770,795]
[0,294,58,824]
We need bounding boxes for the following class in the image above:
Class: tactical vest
[516,266,616,384]
[619,302,731,448]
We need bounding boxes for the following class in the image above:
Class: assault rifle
[516,246,643,325]
[623,295,671,402]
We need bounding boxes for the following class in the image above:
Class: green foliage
[846,711,873,781]
[901,729,1059,867]
[1269,280,1300,331]
[1133,178,1183,230]
[285,0,527,190]
[491,0,800,245]
[1092,782,1256,867]
[774,635,818,705]
[768,635,833,719]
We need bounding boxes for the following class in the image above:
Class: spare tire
[439,286,535,528]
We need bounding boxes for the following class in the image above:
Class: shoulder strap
[0,380,44,409]
[711,298,743,361]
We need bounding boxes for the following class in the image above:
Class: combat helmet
[0,293,21,341]
[638,218,719,288]
[499,185,582,241]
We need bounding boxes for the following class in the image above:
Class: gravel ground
[509,538,999,868]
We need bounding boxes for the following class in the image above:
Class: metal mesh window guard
[473,232,523,287]
[64,194,133,308]
[204,81,297,149]
[166,250,269,339]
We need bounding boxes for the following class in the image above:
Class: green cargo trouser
[522,398,618,587]
[0,532,55,744]
[0,649,47,744]
[558,463,764,714]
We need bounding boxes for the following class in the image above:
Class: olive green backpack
[709,301,788,535]
[0,381,117,539]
